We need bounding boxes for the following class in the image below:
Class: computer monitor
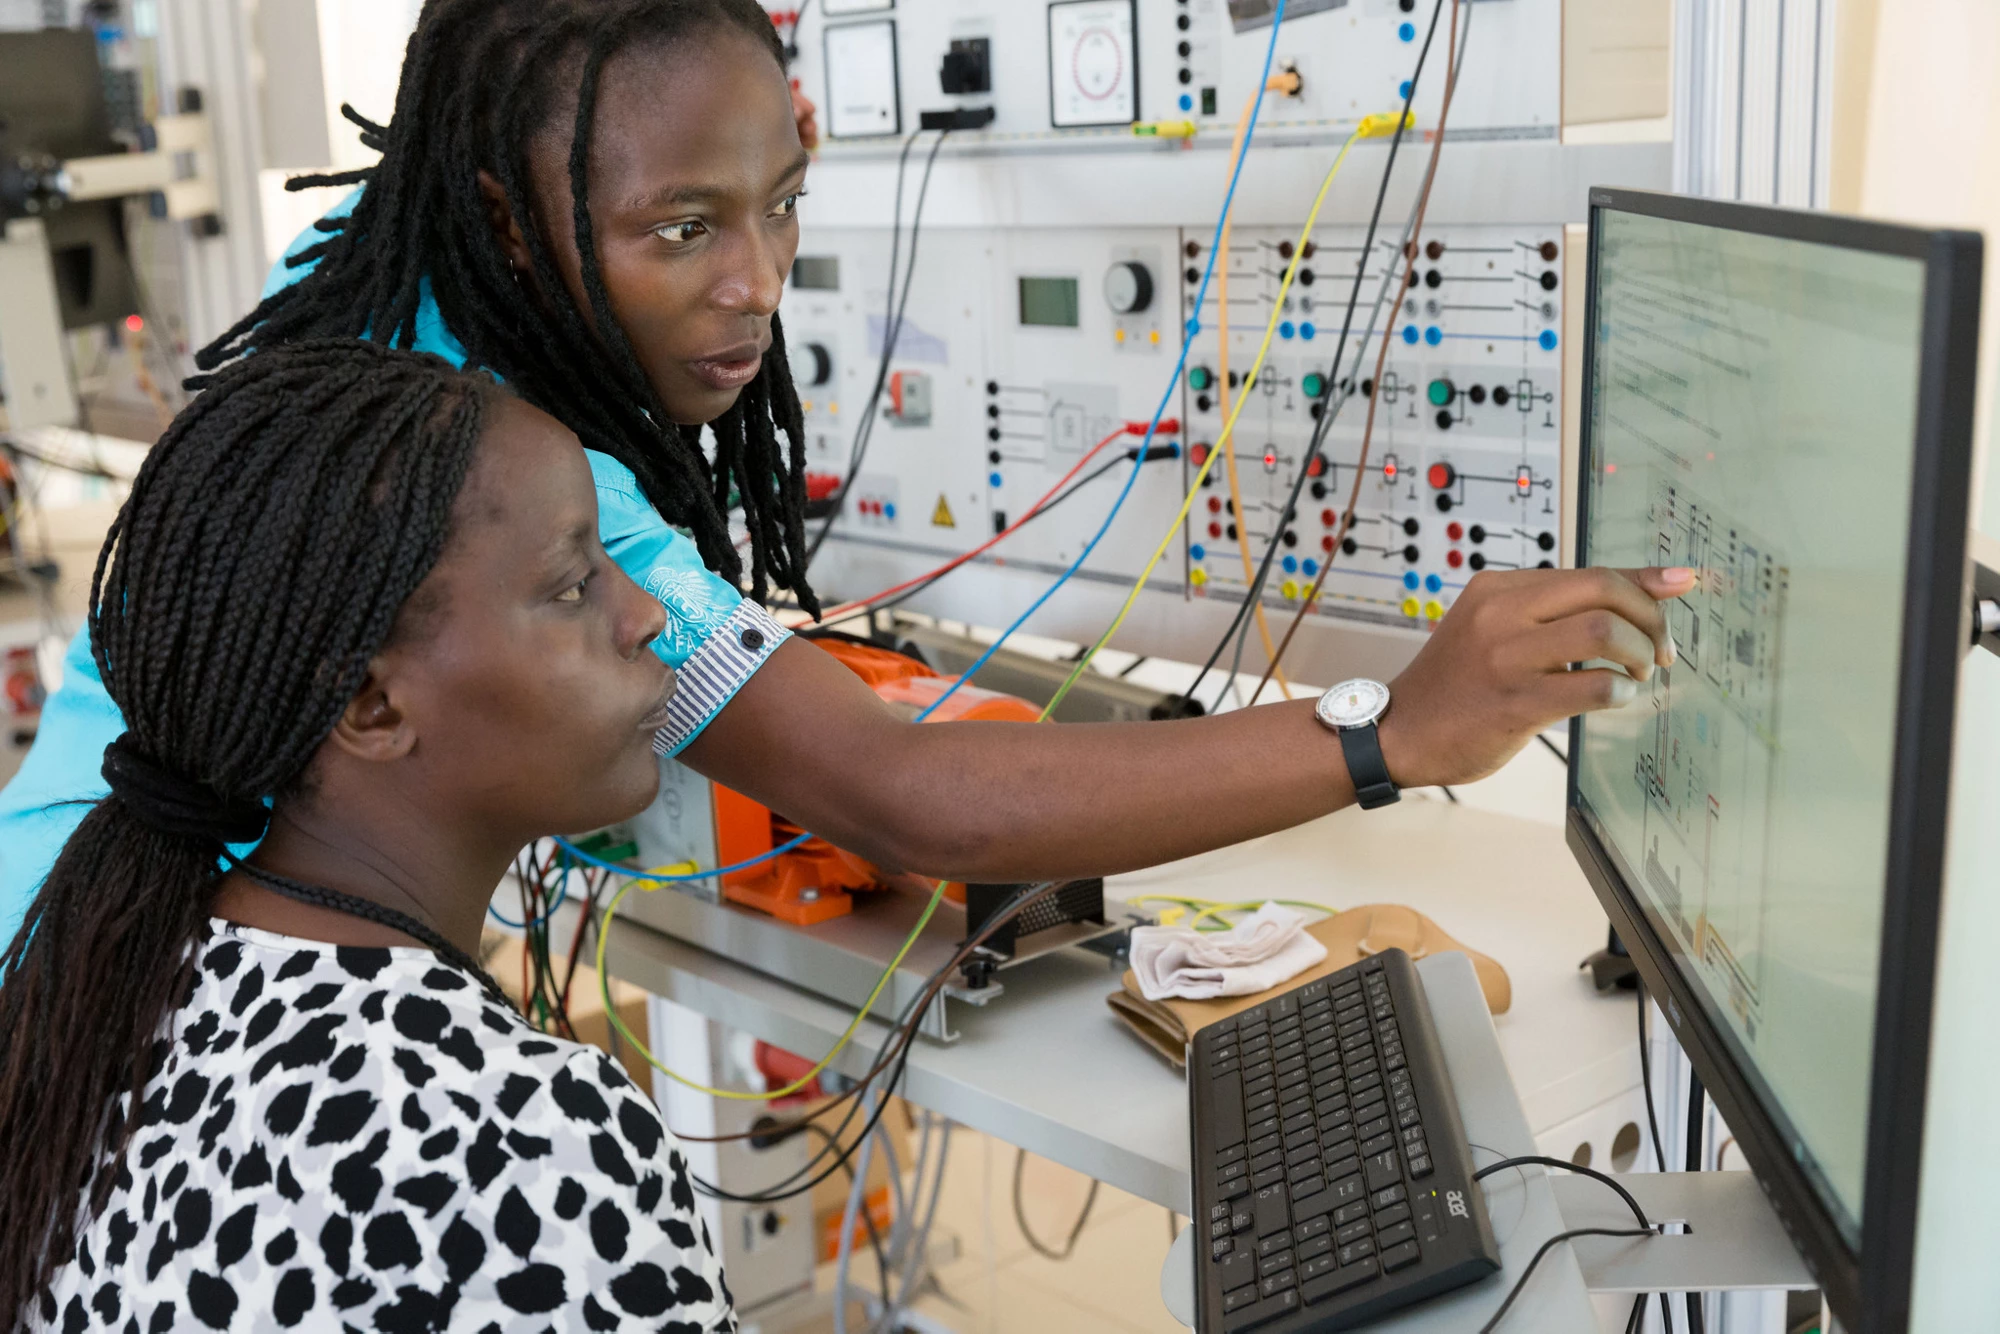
[1567,188,1982,1332]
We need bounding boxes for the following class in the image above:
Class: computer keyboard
[1189,948,1499,1331]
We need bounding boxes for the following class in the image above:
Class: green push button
[1427,377,1454,407]
[1302,372,1327,399]
[1189,366,1214,391]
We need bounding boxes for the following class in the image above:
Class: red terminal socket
[1446,521,1464,542]
[1427,462,1455,490]
[1446,549,1464,569]
[1320,509,1336,527]
[1306,455,1326,477]
[1190,443,1211,466]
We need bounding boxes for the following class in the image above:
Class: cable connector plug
[917,106,995,131]
[1128,418,1179,435]
[1132,120,1198,139]
[1357,110,1417,139]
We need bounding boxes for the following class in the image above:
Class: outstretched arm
[679,567,1693,883]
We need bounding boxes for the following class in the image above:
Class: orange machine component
[713,637,1039,926]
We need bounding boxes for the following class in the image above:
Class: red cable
[820,418,1177,621]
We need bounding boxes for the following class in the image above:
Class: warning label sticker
[931,494,956,528]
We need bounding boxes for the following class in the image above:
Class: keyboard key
[1209,1071,1245,1149]
[1363,1151,1400,1190]
[1272,995,1298,1019]
[1405,1139,1428,1162]
[1248,1117,1280,1141]
[1272,1040,1303,1063]
[1329,1174,1364,1207]
[1296,1214,1331,1241]
[1376,1221,1415,1250]
[1379,1240,1421,1272]
[1251,1168,1283,1191]
[1336,1218,1371,1245]
[1219,1143,1249,1165]
[1301,1256,1379,1304]
[1374,1202,1411,1228]
[1231,1209,1254,1233]
[1371,1183,1407,1209]
[1400,1124,1425,1145]
[1275,1055,1306,1078]
[1297,1234,1333,1262]
[1357,1115,1391,1140]
[1280,1096,1312,1121]
[1224,1288,1299,1331]
[1337,1238,1375,1265]
[1212,1202,1231,1223]
[1282,1112,1314,1136]
[1254,1184,1289,1235]
[1258,1270,1295,1298]
[1258,1250,1293,1277]
[1299,1254,1337,1284]
[1212,1218,1231,1240]
[1333,1201,1369,1228]
[1360,1133,1395,1158]
[1408,1155,1433,1178]
[1222,1285,1257,1315]
[1285,1144,1319,1170]
[1256,1230,1293,1257]
[1249,1133,1279,1158]
[1386,1052,1407,1072]
[1211,1045,1238,1066]
[1212,1237,1233,1259]
[1215,1247,1257,1293]
[1323,1151,1359,1182]
[1291,1177,1325,1204]
[1219,1161,1247,1184]
[1249,1149,1282,1175]
[1219,1179,1250,1204]
[1350,1072,1383,1096]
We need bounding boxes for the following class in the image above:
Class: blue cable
[488,864,568,928]
[559,0,1291,886]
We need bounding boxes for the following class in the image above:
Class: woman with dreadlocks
[1,342,735,1329]
[0,0,1693,945]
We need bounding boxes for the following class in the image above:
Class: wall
[1834,0,2000,1327]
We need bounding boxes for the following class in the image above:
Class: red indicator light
[1383,460,1399,481]
[124,315,144,333]
[1263,451,1277,469]
[1515,467,1533,491]
[1605,463,1618,475]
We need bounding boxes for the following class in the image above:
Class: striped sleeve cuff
[652,600,790,757]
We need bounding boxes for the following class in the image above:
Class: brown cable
[1247,0,1464,709]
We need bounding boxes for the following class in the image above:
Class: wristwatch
[1315,678,1401,809]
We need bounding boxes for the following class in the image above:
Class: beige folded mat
[1106,904,1511,1070]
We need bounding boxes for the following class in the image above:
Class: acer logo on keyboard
[1446,1190,1469,1220]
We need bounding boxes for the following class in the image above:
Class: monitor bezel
[1569,186,1981,1332]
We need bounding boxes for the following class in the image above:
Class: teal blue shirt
[0,193,787,935]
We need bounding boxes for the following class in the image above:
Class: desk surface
[604,791,1638,1215]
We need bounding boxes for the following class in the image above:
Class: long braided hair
[195,0,818,614]
[0,341,497,1321]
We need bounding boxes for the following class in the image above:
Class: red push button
[1428,462,1455,490]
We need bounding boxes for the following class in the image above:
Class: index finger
[1523,566,1696,667]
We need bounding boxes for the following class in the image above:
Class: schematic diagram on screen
[1633,471,1791,1037]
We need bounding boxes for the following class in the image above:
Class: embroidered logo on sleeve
[644,567,739,657]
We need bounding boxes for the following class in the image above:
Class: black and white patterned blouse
[37,922,736,1333]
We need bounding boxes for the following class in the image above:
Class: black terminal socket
[939,37,992,94]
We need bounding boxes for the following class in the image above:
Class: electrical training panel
[778,0,1666,676]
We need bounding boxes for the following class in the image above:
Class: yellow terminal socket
[1357,110,1418,139]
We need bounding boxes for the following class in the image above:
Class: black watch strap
[1338,723,1401,809]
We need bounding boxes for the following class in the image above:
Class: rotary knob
[1104,261,1155,315]
[798,341,833,387]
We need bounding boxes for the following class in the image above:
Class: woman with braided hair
[1,0,1694,1018]
[1,341,735,1329]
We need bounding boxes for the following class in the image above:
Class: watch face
[1318,678,1391,729]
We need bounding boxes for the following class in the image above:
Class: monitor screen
[1574,206,1930,1243]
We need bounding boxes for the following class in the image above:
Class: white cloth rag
[1129,902,1328,1001]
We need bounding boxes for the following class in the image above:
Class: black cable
[1170,0,1451,717]
[1474,1154,1659,1334]
[1478,1227,1658,1334]
[1440,785,1458,804]
[1685,1072,1706,1334]
[1537,733,1569,764]
[1012,1149,1099,1261]
[806,128,950,567]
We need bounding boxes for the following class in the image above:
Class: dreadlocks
[0,341,493,1323]
[194,0,818,614]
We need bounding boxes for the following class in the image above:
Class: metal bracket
[1972,535,1999,660]
[1552,1170,1816,1294]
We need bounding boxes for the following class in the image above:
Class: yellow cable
[1038,110,1413,720]
[592,862,951,1100]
